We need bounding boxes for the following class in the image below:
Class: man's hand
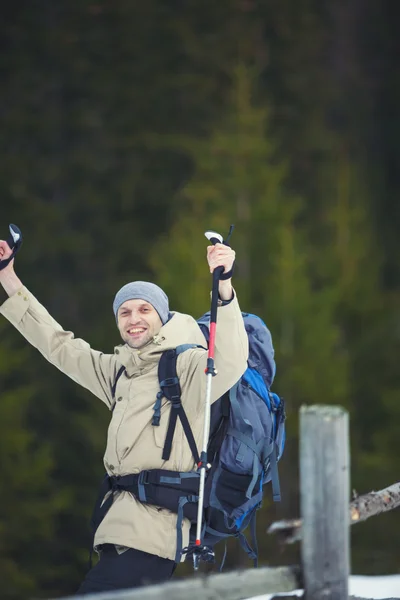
[0,240,14,272]
[0,239,23,297]
[207,243,235,275]
[207,243,235,301]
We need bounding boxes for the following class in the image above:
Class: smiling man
[114,282,169,349]
[0,237,249,594]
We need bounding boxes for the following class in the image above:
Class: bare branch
[350,481,400,523]
[267,482,400,545]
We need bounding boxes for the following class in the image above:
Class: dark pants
[76,545,176,595]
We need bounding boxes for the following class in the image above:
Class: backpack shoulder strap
[158,345,201,465]
[207,392,230,464]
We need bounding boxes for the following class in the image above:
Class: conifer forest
[1,1,399,598]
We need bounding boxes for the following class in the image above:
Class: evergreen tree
[322,150,400,573]
[151,63,349,568]
[0,323,58,599]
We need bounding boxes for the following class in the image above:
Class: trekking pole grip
[205,228,235,283]
[205,230,223,247]
[205,230,225,325]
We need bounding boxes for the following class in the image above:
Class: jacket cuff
[210,288,236,307]
[0,286,32,325]
[217,289,235,306]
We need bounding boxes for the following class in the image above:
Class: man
[0,236,249,594]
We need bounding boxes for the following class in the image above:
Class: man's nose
[129,313,143,325]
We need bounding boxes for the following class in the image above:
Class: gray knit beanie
[113,281,170,324]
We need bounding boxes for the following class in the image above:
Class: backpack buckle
[152,392,163,426]
[161,377,179,387]
[138,471,150,485]
[110,475,121,491]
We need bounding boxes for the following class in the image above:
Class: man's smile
[127,327,147,338]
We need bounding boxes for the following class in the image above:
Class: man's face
[117,299,163,349]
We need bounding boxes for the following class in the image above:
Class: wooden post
[300,405,350,600]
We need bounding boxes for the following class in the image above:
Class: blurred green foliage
[1,1,399,597]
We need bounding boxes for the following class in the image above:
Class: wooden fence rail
[61,566,300,600]
[65,405,399,600]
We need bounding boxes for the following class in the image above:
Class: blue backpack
[192,312,286,564]
[91,311,286,567]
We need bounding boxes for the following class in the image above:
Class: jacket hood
[114,312,208,375]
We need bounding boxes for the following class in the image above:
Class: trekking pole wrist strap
[218,260,235,280]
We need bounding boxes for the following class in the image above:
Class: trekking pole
[181,227,234,569]
[191,230,226,570]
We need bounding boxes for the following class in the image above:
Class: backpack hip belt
[91,469,200,562]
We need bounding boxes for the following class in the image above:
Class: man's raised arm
[0,234,116,408]
[0,238,23,297]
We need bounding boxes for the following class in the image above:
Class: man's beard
[123,331,152,350]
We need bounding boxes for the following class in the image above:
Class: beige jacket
[0,286,248,561]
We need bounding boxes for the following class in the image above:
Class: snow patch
[247,574,400,600]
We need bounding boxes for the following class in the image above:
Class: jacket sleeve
[179,290,249,412]
[0,286,116,408]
